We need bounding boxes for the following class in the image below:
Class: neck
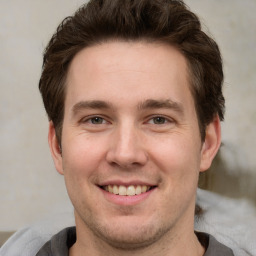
[69,212,205,256]
[70,233,204,256]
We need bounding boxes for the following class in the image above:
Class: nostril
[106,153,148,169]
[105,137,148,167]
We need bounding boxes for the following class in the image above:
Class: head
[39,0,224,146]
[40,0,224,253]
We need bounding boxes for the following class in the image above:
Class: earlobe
[48,121,64,175]
[200,115,221,172]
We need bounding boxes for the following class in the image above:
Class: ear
[200,115,221,172]
[48,121,64,175]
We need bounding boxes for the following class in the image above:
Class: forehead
[65,41,193,109]
[68,41,188,78]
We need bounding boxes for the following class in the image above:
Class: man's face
[49,41,219,248]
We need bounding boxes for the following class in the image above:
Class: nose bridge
[118,121,138,154]
[106,120,147,167]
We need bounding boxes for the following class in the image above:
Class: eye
[148,116,168,125]
[89,116,106,124]
[81,116,108,125]
[152,116,166,124]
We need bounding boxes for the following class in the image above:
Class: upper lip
[98,180,157,187]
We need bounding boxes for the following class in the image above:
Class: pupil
[92,117,103,124]
[154,117,165,124]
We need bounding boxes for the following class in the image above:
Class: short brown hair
[39,0,225,144]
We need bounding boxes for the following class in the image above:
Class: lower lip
[100,187,156,206]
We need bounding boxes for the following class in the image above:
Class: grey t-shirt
[36,227,234,256]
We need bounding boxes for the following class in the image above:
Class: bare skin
[48,41,221,256]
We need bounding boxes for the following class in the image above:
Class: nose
[106,123,148,168]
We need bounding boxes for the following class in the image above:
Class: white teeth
[108,185,113,193]
[135,185,141,195]
[113,185,119,195]
[104,185,151,196]
[127,185,136,196]
[119,185,126,196]
[142,185,147,193]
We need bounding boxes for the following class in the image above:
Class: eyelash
[147,116,172,125]
[81,115,173,126]
[81,116,108,125]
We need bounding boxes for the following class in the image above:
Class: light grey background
[0,0,255,231]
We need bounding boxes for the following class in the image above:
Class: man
[36,0,234,255]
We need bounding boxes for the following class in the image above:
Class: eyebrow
[72,98,184,115]
[138,99,184,114]
[72,100,113,114]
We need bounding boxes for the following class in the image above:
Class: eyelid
[79,115,110,124]
[146,115,175,124]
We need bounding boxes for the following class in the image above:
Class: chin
[90,218,172,250]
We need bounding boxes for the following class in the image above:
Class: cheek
[148,135,201,183]
[152,134,200,162]
[61,134,107,178]
[61,135,107,207]
[150,138,201,213]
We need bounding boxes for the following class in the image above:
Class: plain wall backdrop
[0,0,256,231]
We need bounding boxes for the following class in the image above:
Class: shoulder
[0,210,75,256]
[196,189,256,255]
[196,232,234,256]
[0,227,50,256]
[36,227,76,256]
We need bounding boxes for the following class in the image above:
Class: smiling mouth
[101,185,154,196]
